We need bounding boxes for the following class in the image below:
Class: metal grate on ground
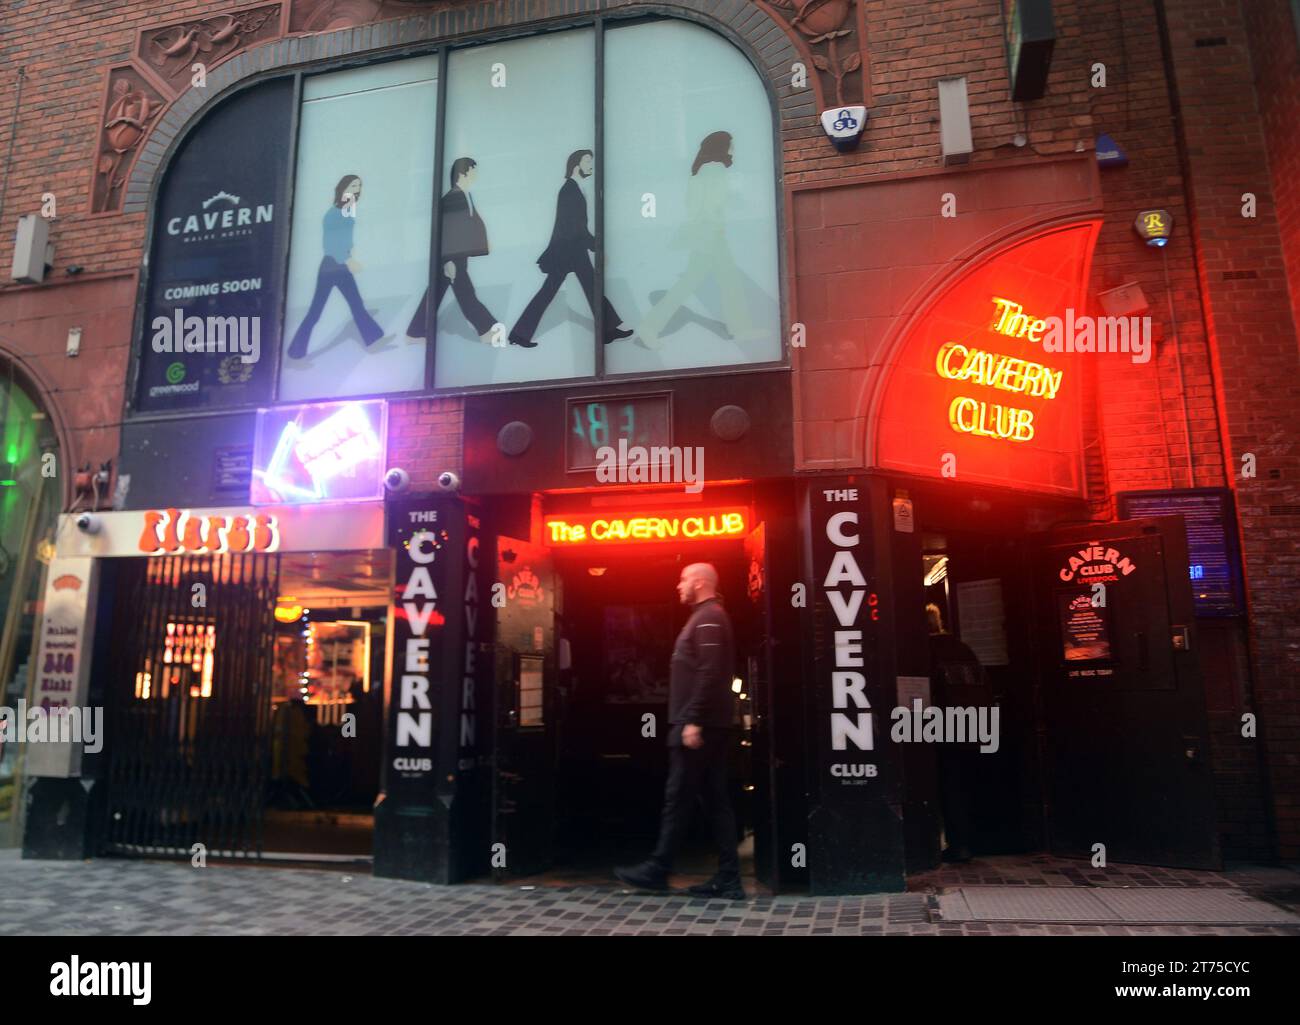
[938,885,1300,925]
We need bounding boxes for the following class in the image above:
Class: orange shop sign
[544,508,748,546]
[138,507,280,555]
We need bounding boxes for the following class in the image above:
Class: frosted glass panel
[604,20,781,374]
[281,57,436,400]
[433,30,598,388]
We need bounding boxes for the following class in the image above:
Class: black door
[492,534,556,878]
[743,522,777,887]
[1035,516,1220,869]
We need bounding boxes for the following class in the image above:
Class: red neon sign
[874,222,1100,496]
[544,508,748,546]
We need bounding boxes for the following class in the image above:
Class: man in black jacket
[508,149,633,348]
[615,563,744,899]
[407,157,500,342]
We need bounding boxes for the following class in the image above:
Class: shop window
[281,58,437,401]
[135,17,780,410]
[432,30,596,388]
[603,20,781,375]
[135,79,294,412]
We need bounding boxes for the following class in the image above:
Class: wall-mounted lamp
[1134,209,1173,248]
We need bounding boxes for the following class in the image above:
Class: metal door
[743,522,778,887]
[492,535,556,878]
[1035,516,1220,869]
[103,553,280,858]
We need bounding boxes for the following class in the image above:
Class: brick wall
[388,396,464,488]
[1159,0,1300,859]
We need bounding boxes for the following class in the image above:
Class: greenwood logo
[165,362,186,384]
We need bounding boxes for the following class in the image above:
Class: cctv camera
[75,512,100,534]
[436,471,461,492]
[384,467,411,494]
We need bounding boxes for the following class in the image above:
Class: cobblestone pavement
[1,850,1298,936]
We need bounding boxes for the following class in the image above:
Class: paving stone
[2,849,1298,936]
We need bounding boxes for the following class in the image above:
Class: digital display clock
[566,393,672,472]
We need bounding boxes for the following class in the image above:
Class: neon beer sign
[544,508,748,546]
[138,507,279,555]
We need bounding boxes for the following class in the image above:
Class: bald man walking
[615,563,743,899]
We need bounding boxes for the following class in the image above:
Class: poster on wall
[280,58,437,401]
[1057,591,1112,662]
[603,19,781,375]
[22,558,100,778]
[136,79,294,411]
[1117,488,1244,617]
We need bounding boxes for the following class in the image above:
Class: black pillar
[800,476,907,893]
[374,494,489,883]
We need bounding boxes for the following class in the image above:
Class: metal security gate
[102,553,280,859]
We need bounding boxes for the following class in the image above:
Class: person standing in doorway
[926,602,988,863]
[508,150,633,348]
[615,563,744,899]
[286,174,389,359]
[406,157,501,344]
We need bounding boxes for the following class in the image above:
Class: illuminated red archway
[871,221,1102,496]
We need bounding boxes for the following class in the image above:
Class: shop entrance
[913,506,1221,870]
[492,529,759,884]
[100,548,390,863]
[920,527,1038,858]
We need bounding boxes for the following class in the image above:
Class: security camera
[436,471,461,493]
[75,512,100,534]
[384,467,411,494]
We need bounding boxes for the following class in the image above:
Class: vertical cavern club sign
[806,481,905,894]
[376,494,486,883]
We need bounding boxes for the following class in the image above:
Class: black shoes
[506,328,628,347]
[613,861,669,892]
[687,876,746,900]
[614,863,746,900]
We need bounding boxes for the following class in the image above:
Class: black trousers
[511,257,622,343]
[287,257,384,358]
[407,257,497,338]
[650,727,740,880]
[939,746,978,855]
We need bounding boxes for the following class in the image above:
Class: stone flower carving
[769,0,862,105]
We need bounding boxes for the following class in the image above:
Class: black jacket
[440,187,489,261]
[667,597,735,744]
[537,177,595,274]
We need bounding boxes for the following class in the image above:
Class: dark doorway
[920,527,1040,857]
[548,540,755,882]
[101,549,390,865]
